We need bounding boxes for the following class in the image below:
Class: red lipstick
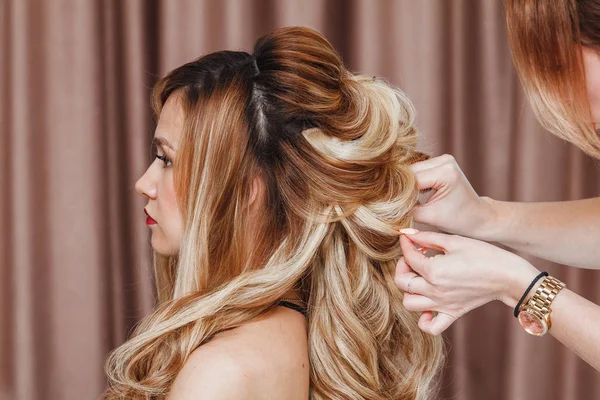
[144,209,157,225]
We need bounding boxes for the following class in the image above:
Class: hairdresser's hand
[394,230,540,335]
[411,155,496,239]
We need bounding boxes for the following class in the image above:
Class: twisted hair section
[103,27,442,400]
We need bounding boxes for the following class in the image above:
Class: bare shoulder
[167,305,309,400]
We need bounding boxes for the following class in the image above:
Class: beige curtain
[1,1,599,399]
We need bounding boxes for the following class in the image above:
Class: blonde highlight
[103,27,443,399]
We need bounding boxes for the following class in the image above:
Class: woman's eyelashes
[156,153,172,167]
[152,150,172,168]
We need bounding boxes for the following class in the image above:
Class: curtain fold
[2,1,599,399]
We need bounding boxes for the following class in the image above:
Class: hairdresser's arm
[412,155,600,269]
[541,289,600,369]
[395,231,600,371]
[478,198,600,269]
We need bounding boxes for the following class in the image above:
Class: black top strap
[277,301,307,317]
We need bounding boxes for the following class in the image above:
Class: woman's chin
[150,235,178,256]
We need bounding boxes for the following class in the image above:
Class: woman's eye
[154,153,172,167]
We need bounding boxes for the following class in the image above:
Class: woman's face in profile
[135,95,184,255]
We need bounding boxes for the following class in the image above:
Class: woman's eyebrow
[152,136,176,151]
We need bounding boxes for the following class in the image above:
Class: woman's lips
[144,209,157,225]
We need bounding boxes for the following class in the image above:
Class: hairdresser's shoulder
[167,306,309,399]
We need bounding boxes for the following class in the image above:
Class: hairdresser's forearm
[504,279,600,371]
[548,290,600,370]
[478,197,600,269]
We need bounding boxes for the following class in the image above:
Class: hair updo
[103,27,443,400]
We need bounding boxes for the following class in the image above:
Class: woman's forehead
[154,95,185,150]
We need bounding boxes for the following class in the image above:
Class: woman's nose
[135,167,157,199]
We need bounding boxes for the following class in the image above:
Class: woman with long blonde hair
[102,27,443,399]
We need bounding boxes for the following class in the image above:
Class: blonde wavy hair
[102,27,444,399]
[506,0,600,159]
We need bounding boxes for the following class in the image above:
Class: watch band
[523,276,566,329]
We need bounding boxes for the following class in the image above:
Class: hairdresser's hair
[506,0,600,159]
[103,27,443,399]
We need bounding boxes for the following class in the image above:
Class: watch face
[518,309,548,336]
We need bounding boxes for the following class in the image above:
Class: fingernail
[399,228,419,235]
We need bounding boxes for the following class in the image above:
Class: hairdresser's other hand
[394,230,540,335]
[411,154,496,238]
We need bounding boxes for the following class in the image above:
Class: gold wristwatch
[517,276,566,336]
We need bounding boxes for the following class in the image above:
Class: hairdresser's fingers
[412,164,449,192]
[395,256,413,275]
[418,312,455,336]
[394,273,431,296]
[410,154,456,173]
[418,311,434,326]
[402,293,437,312]
[411,199,437,226]
[395,257,433,295]
[401,231,458,254]
[399,235,433,277]
[420,311,434,322]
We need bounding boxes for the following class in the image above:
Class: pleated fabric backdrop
[1,1,599,399]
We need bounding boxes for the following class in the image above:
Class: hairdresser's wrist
[498,258,541,308]
[473,197,514,243]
